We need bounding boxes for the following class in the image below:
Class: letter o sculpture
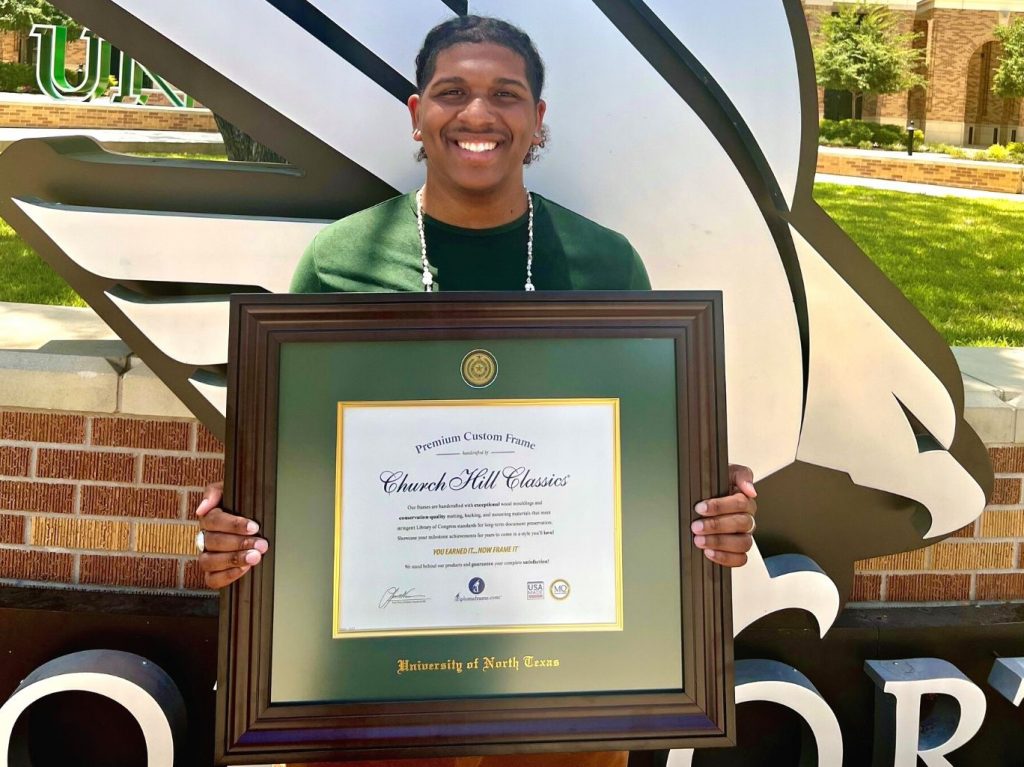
[0,650,185,767]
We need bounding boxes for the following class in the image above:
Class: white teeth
[457,141,497,153]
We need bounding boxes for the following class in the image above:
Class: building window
[994,127,1000,145]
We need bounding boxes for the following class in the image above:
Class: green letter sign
[31,24,193,107]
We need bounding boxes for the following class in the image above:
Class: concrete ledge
[120,359,192,419]
[0,349,119,413]
[1010,395,1024,444]
[0,304,1023,432]
[0,342,1018,432]
[0,128,225,155]
[964,391,1019,444]
[953,347,1024,402]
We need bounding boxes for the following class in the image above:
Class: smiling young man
[196,15,757,766]
[197,22,756,755]
[286,17,649,294]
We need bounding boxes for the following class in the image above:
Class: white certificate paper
[333,399,622,638]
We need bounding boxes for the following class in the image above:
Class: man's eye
[441,89,464,97]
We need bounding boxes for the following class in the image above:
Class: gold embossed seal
[461,349,498,388]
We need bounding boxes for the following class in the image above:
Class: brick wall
[817,148,1024,193]
[0,409,222,594]
[804,6,828,120]
[0,403,1020,606]
[852,447,1024,603]
[927,9,1007,124]
[0,100,216,132]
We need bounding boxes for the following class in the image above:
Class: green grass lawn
[813,183,1024,347]
[1,178,1022,347]
[0,218,85,307]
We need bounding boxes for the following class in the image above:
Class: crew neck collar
[405,191,534,236]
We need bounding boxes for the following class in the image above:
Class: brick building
[806,0,1024,146]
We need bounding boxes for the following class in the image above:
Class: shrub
[0,63,37,93]
[984,144,1012,162]
[818,119,924,150]
[946,145,969,159]
[873,124,905,145]
[1006,142,1024,163]
[820,118,873,145]
[857,140,874,150]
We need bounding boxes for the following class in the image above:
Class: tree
[213,114,287,163]
[813,3,925,119]
[993,18,1024,100]
[0,0,75,31]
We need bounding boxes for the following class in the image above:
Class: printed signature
[379,586,429,609]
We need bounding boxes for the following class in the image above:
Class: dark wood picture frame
[216,291,733,765]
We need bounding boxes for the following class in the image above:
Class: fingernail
[742,481,758,497]
[246,521,259,535]
[704,549,716,561]
[244,549,262,565]
[691,521,704,534]
[694,502,708,515]
[194,500,211,517]
[693,535,706,548]
[254,539,269,554]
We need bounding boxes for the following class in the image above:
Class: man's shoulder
[315,193,416,249]
[294,192,420,293]
[533,194,649,290]
[534,195,634,254]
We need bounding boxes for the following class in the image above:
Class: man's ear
[408,94,422,139]
[532,99,547,144]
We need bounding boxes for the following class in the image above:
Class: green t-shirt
[290,192,650,293]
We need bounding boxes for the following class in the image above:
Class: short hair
[415,15,545,101]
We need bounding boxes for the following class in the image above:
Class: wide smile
[448,137,504,161]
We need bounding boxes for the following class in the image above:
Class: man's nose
[459,96,495,124]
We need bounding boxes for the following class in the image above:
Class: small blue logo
[468,577,486,595]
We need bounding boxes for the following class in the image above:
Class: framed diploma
[217,292,733,765]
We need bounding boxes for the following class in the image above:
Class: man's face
[409,42,546,196]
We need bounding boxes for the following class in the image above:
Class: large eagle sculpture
[0,0,992,638]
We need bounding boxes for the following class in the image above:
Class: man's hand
[195,482,269,589]
[691,464,757,567]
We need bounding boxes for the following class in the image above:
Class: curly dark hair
[414,15,548,165]
[415,15,545,100]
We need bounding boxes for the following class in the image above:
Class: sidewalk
[0,126,224,154]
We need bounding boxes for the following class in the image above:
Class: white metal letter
[0,650,184,766]
[865,658,986,767]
